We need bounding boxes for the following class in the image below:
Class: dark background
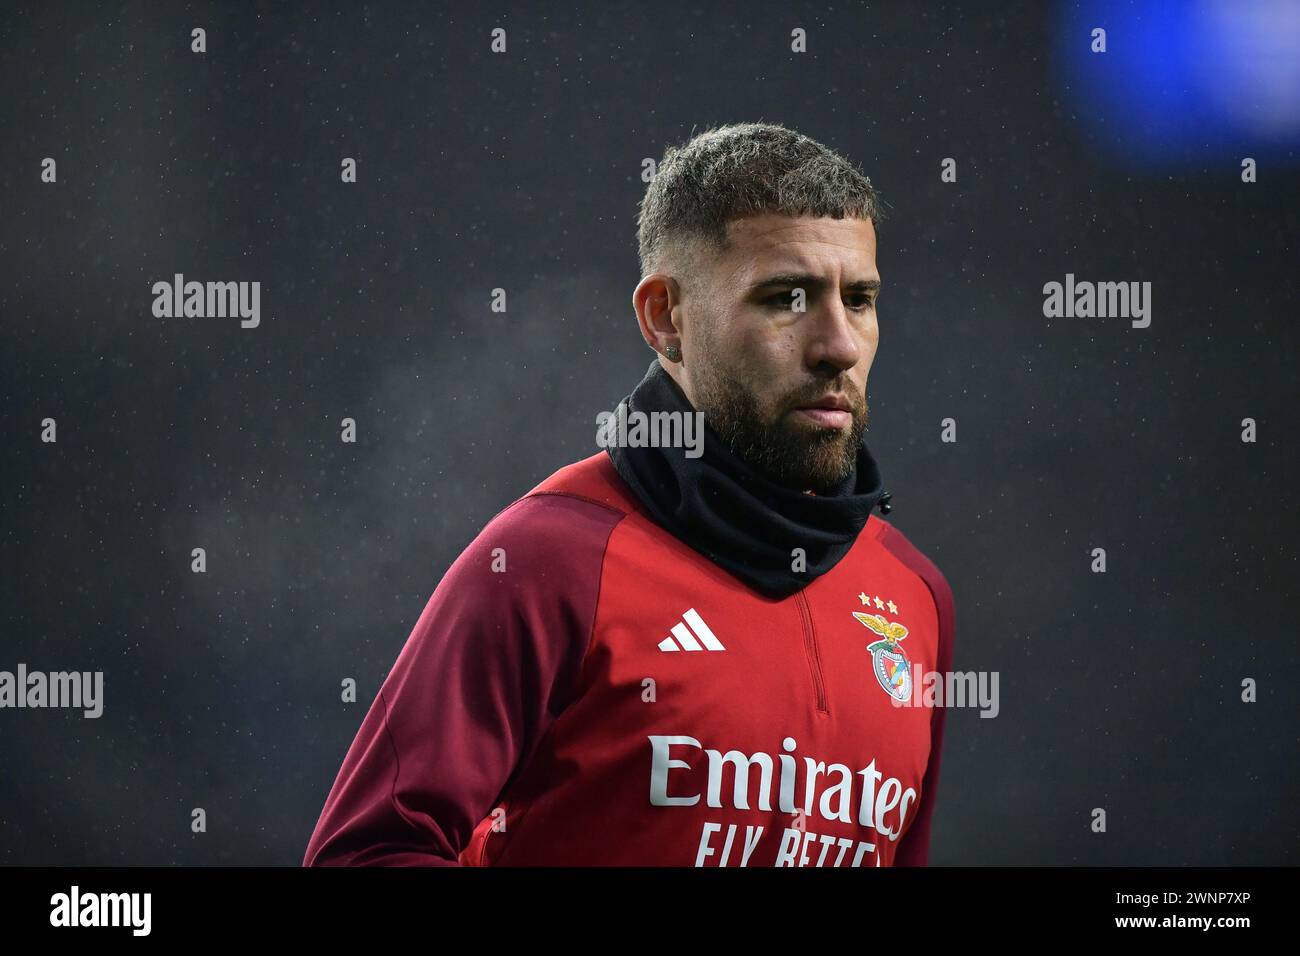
[1,1,1296,865]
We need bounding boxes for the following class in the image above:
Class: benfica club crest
[852,611,912,701]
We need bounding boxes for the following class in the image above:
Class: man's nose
[805,298,862,372]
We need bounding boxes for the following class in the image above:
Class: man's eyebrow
[749,273,882,294]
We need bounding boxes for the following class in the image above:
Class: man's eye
[764,292,876,310]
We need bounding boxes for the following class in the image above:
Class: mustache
[783,380,866,412]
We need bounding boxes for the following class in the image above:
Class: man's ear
[633,273,683,356]
[662,275,682,310]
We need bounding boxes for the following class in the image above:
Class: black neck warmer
[606,360,892,600]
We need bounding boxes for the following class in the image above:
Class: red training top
[304,451,956,867]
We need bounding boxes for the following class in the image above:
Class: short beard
[692,361,869,494]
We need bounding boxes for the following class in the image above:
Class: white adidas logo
[657,608,725,652]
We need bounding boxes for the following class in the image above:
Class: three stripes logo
[657,608,725,652]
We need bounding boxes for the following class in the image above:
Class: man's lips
[793,408,852,427]
[796,395,852,412]
[791,395,854,428]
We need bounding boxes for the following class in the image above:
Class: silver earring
[665,344,681,361]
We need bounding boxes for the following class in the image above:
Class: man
[303,122,956,867]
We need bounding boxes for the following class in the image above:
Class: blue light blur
[1054,0,1300,168]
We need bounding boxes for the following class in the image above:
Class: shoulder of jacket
[870,516,955,614]
[452,454,635,585]
[515,450,644,518]
[482,483,629,545]
[425,475,626,646]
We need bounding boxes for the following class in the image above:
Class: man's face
[679,214,881,493]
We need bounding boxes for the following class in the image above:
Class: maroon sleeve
[303,492,623,866]
[881,523,957,867]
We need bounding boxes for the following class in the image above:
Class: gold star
[873,595,885,610]
[887,599,898,615]
[858,592,870,605]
